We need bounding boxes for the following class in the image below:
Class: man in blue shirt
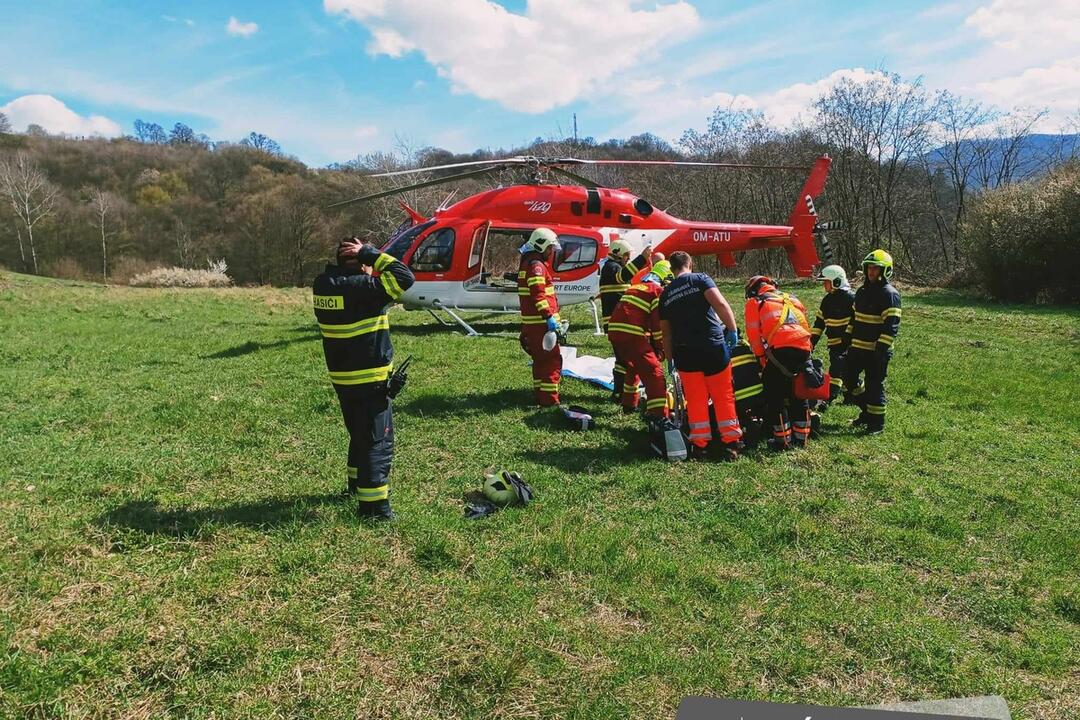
[658,251,743,460]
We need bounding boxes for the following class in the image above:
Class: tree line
[1,70,1077,298]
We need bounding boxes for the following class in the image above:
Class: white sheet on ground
[559,346,615,391]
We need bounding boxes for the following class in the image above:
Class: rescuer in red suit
[518,228,563,407]
[607,260,674,417]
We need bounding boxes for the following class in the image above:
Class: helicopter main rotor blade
[326,165,501,209]
[548,165,600,189]
[368,157,532,178]
[557,158,811,171]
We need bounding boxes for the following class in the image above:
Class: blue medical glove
[724,327,739,349]
[545,317,560,332]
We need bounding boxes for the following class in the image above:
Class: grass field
[1,269,1078,719]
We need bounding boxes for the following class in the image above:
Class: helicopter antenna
[437,190,458,212]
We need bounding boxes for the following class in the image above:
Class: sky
[1,0,1077,167]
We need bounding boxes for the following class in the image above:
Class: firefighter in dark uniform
[729,340,765,445]
[313,238,416,520]
[844,249,901,435]
[809,264,856,406]
[598,238,652,403]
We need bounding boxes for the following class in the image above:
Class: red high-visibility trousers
[520,325,561,406]
[612,336,668,417]
[681,366,742,449]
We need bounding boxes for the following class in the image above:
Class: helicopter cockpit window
[554,234,598,272]
[409,228,456,272]
[383,220,435,261]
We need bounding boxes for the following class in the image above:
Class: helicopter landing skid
[429,302,481,336]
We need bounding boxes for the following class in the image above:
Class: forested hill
[2,71,1078,291]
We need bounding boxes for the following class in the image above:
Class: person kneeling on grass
[658,251,743,461]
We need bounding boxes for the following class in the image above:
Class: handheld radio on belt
[387,356,412,399]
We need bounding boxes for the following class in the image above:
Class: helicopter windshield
[382,220,436,260]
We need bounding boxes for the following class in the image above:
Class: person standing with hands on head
[598,238,652,403]
[845,250,901,434]
[313,237,415,521]
[744,275,814,451]
[658,251,743,461]
[518,227,563,407]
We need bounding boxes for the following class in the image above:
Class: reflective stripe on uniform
[328,364,393,385]
[356,485,389,502]
[646,397,668,409]
[535,300,550,311]
[850,338,876,351]
[374,253,394,272]
[380,272,404,299]
[730,355,757,368]
[881,307,902,319]
[622,294,653,313]
[825,317,849,326]
[319,314,390,338]
[537,382,559,392]
[527,275,546,286]
[878,334,894,345]
[827,337,843,346]
[829,377,844,387]
[599,284,630,295]
[734,383,763,400]
[522,312,560,324]
[867,404,886,415]
[854,311,882,324]
[607,322,645,336]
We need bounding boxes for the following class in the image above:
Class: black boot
[357,499,395,522]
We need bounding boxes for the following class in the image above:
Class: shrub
[110,256,161,285]
[962,162,1080,303]
[129,259,232,288]
[47,256,92,281]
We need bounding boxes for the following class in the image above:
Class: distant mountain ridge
[923,133,1079,189]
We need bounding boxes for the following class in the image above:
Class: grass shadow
[202,334,317,359]
[517,426,653,473]
[396,387,531,418]
[98,493,343,539]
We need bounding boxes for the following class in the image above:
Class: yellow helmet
[862,249,894,280]
[527,227,561,254]
[608,239,631,259]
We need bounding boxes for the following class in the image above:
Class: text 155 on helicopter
[327,155,837,335]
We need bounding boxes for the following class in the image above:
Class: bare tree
[0,153,58,274]
[0,112,11,135]
[88,187,116,281]
[920,91,998,271]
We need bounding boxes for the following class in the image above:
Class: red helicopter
[329,155,836,335]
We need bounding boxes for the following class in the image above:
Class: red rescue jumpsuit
[519,251,561,406]
[607,280,669,417]
[745,289,813,446]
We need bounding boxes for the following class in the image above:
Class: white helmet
[526,227,561,254]
[608,239,631,259]
[815,264,848,288]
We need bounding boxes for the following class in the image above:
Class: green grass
[1,270,1078,719]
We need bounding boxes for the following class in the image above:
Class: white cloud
[324,0,702,113]
[354,125,379,140]
[608,67,891,142]
[965,0,1080,52]
[163,15,196,26]
[226,17,259,38]
[973,56,1080,127]
[0,94,122,137]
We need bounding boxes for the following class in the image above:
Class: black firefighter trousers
[337,384,394,513]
